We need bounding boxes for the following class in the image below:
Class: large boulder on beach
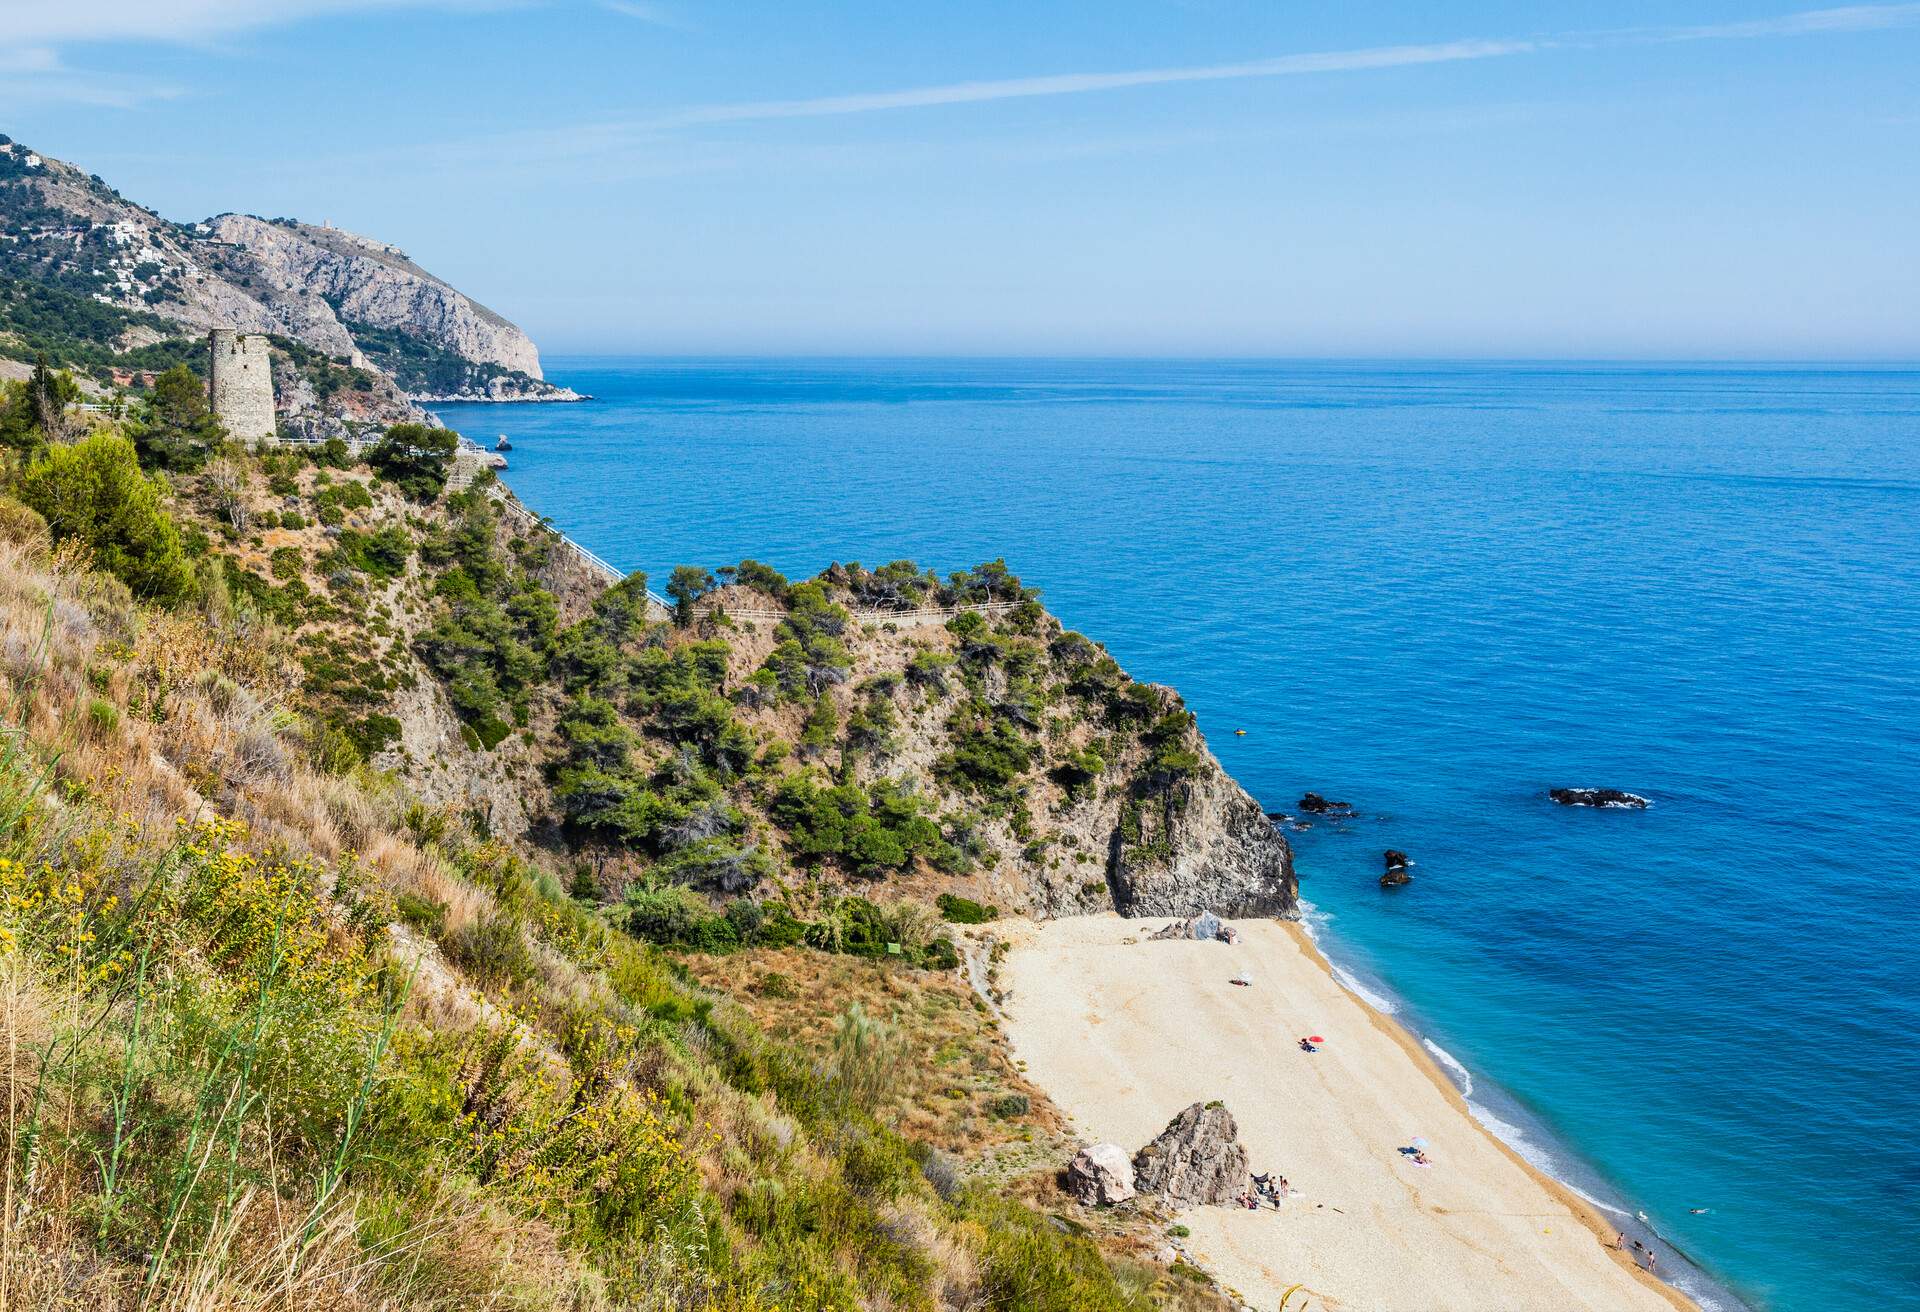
[1150,910,1225,942]
[1133,1101,1250,1206]
[1550,788,1650,809]
[1066,1142,1136,1206]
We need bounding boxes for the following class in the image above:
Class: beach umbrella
[1308,1035,1325,1044]
[1409,1136,1429,1150]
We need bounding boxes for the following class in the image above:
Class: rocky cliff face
[203,216,557,384]
[1106,760,1296,919]
[0,137,575,406]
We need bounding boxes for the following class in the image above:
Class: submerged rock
[1133,1101,1250,1206]
[1299,792,1356,817]
[1066,1143,1137,1206]
[1381,850,1412,887]
[1550,788,1650,809]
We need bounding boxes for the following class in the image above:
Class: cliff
[156,449,1293,923]
[0,400,1265,1310]
[0,135,579,411]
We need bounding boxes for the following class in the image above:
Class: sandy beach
[999,914,1691,1312]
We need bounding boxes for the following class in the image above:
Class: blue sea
[435,359,1920,1312]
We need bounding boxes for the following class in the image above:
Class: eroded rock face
[1550,788,1650,809]
[1133,1102,1250,1206]
[207,215,547,378]
[1107,765,1297,919]
[1066,1143,1136,1206]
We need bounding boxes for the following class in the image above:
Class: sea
[434,359,1920,1312]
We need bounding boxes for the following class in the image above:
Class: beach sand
[999,914,1691,1312]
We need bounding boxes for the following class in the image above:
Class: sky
[3,1,1918,359]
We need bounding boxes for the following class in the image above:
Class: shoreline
[998,913,1704,1312]
[1282,921,1698,1312]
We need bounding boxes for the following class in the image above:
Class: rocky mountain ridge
[0,134,578,411]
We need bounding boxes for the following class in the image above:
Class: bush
[987,1091,1030,1118]
[770,775,957,876]
[0,495,48,546]
[17,430,194,603]
[936,892,998,924]
[395,891,448,936]
[367,422,458,500]
[447,912,536,985]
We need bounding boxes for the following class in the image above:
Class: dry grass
[680,946,1060,1157]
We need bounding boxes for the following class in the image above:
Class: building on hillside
[207,329,276,443]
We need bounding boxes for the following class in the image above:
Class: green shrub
[447,912,536,985]
[367,422,458,500]
[18,431,194,604]
[936,892,998,924]
[987,1091,1030,1118]
[395,892,448,936]
[84,696,119,736]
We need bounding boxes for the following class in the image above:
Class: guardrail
[695,599,1022,626]
[481,483,673,614]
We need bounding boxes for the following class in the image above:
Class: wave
[1422,1038,1475,1097]
[1329,965,1399,1015]
[1465,1099,1559,1175]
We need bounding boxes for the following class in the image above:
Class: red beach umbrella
[1308,1035,1325,1044]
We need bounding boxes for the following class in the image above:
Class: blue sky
[4,2,1918,358]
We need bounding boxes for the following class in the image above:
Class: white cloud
[566,4,1920,138]
[1660,2,1920,40]
[0,0,513,47]
[640,38,1540,129]
[600,0,686,28]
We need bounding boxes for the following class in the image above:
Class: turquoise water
[435,360,1920,1312]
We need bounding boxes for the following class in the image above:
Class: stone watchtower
[206,329,276,443]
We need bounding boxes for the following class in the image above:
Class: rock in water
[1132,1102,1251,1206]
[1550,788,1650,809]
[1381,849,1412,887]
[1299,792,1356,817]
[1066,1143,1137,1206]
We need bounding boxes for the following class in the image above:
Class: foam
[1465,1099,1559,1175]
[1423,1038,1475,1097]
[1330,965,1399,1015]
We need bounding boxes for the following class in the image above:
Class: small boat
[495,435,512,451]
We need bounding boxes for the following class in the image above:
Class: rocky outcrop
[1149,911,1226,942]
[1132,1102,1250,1206]
[1065,1143,1136,1206]
[1299,792,1355,817]
[206,215,545,378]
[1380,849,1411,888]
[1106,765,1296,919]
[0,139,569,411]
[1550,788,1650,809]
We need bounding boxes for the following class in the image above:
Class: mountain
[0,134,579,415]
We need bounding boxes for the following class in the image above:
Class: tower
[206,329,276,443]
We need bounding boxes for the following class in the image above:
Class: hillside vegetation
[0,361,1255,1309]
